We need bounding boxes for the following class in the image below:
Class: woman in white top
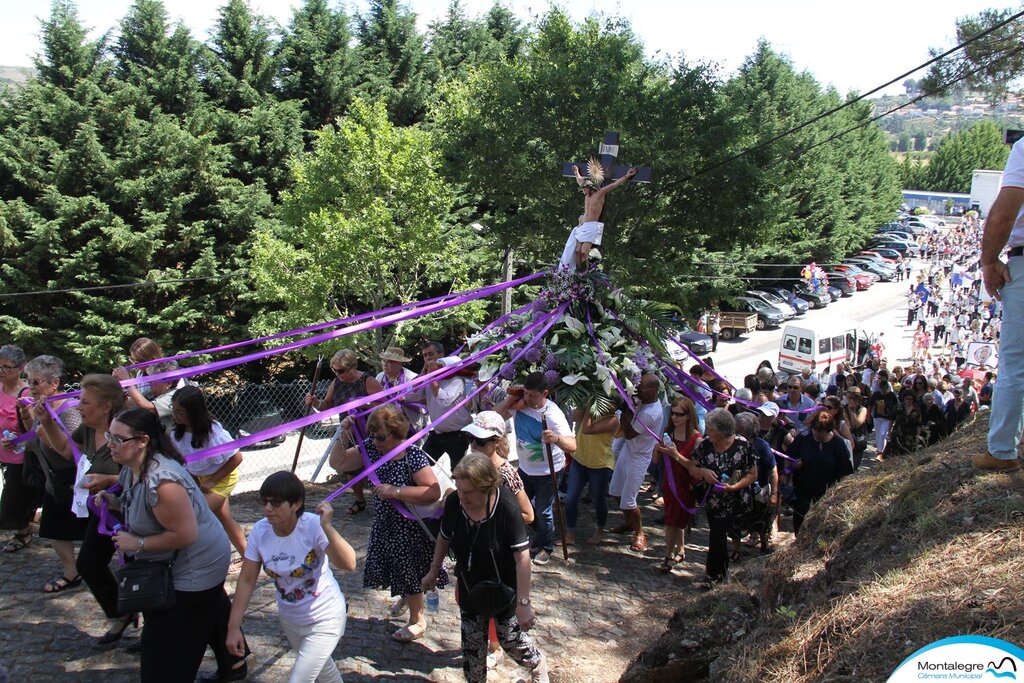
[227,472,356,683]
[170,385,247,556]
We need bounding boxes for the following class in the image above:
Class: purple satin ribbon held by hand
[86,484,124,536]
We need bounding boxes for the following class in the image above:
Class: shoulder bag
[115,549,179,615]
[463,497,516,618]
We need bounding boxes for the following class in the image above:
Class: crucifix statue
[559,131,652,270]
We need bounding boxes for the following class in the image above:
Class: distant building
[901,190,971,215]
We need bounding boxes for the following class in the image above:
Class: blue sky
[2,0,1014,95]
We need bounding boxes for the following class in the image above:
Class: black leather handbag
[464,521,516,617]
[115,550,179,615]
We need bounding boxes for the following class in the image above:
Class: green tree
[922,120,1010,192]
[205,0,279,112]
[249,98,484,354]
[427,0,508,81]
[923,8,1024,101]
[277,0,359,131]
[356,0,433,126]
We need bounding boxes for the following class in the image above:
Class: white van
[778,325,873,376]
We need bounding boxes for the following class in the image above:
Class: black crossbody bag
[462,495,516,617]
[115,549,180,615]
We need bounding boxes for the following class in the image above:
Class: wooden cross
[561,131,653,186]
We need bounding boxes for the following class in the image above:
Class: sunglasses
[261,497,287,507]
[370,432,390,442]
[671,410,689,417]
[105,432,143,447]
[331,367,346,375]
[28,378,52,386]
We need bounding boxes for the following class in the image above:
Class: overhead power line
[0,271,246,299]
[685,7,1024,182]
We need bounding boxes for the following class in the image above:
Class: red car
[823,272,856,295]
[858,250,901,266]
[833,265,873,290]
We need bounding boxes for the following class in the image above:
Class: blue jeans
[988,256,1024,460]
[519,469,561,553]
[564,463,613,531]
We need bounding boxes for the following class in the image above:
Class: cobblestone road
[0,480,742,683]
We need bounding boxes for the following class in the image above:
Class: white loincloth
[558,221,605,268]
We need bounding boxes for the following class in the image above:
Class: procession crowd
[0,220,997,683]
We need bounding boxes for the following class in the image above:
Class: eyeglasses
[370,432,390,442]
[670,410,689,417]
[28,378,51,386]
[105,432,143,447]
[788,385,801,390]
[261,497,287,507]
[331,367,345,375]
[0,365,18,372]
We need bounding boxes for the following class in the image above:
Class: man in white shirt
[978,136,1024,472]
[496,371,576,565]
[608,374,664,553]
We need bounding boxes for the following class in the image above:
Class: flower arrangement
[469,267,678,415]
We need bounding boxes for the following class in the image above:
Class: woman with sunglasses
[227,471,356,683]
[652,397,700,573]
[309,349,384,515]
[882,390,923,459]
[0,344,37,553]
[332,403,446,642]
[20,355,88,592]
[103,408,248,683]
[34,373,131,646]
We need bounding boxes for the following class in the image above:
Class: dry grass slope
[622,414,1023,683]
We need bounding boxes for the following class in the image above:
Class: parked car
[843,258,895,281]
[722,297,785,330]
[823,272,856,296]
[875,229,915,241]
[664,322,713,357]
[869,238,920,257]
[759,285,811,314]
[788,281,831,309]
[827,285,843,301]
[858,249,902,265]
[835,263,878,281]
[746,290,797,319]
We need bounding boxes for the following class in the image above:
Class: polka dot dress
[362,440,449,596]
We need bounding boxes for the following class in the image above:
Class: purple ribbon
[323,303,567,505]
[86,483,124,536]
[125,274,545,371]
[52,271,548,401]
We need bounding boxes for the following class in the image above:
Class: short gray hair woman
[704,408,736,438]
[733,412,758,441]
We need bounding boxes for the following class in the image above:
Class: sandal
[2,532,31,553]
[392,621,426,642]
[610,523,631,534]
[389,596,408,618]
[43,574,83,594]
[658,557,675,573]
[629,533,648,553]
[347,500,366,515]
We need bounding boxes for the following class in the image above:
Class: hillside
[0,66,33,90]
[622,414,1023,682]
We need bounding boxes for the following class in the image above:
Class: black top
[790,432,854,503]
[870,390,898,420]
[440,486,528,613]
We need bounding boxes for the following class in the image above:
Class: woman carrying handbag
[421,453,549,683]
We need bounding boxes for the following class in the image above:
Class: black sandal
[2,532,31,553]
[43,574,83,594]
[347,500,366,515]
[658,557,675,573]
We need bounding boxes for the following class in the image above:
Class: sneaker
[530,654,550,683]
[487,648,504,670]
[533,550,551,566]
[972,452,1021,472]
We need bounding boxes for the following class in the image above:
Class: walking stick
[291,355,324,473]
[541,415,570,561]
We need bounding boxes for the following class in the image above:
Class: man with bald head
[608,373,664,552]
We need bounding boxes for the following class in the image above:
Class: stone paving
[0,480,742,683]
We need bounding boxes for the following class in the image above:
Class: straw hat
[379,347,412,363]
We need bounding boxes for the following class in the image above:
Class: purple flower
[633,351,649,371]
[544,369,560,387]
[545,353,560,370]
[525,346,543,364]
[499,363,517,380]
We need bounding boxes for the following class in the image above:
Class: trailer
[970,169,1003,217]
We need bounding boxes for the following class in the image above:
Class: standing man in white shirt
[608,374,664,553]
[978,136,1024,472]
[417,341,472,468]
[496,372,576,565]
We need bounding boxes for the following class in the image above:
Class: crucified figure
[559,159,637,270]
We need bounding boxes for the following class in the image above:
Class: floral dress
[692,436,755,537]
[361,438,448,596]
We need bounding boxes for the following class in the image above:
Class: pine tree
[206,0,279,112]
[923,121,1010,192]
[277,0,358,131]
[356,0,433,126]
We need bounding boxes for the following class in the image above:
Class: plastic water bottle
[426,590,439,613]
[2,430,24,454]
[719,472,730,484]
[662,432,673,447]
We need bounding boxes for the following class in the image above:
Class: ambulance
[778,325,873,376]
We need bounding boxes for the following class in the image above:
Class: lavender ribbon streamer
[323,303,567,505]
[125,274,545,371]
[86,484,124,536]
[53,271,547,401]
